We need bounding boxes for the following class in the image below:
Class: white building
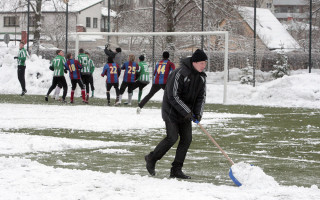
[0,0,107,34]
[273,0,309,22]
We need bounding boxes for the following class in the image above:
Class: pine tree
[240,58,253,84]
[272,51,290,79]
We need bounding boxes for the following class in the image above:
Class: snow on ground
[0,156,319,200]
[0,103,264,132]
[0,132,139,155]
[1,43,320,199]
[0,103,319,199]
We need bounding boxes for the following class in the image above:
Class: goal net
[72,31,229,103]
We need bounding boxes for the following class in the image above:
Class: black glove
[194,114,202,122]
[49,66,54,71]
[64,69,67,74]
[184,112,192,121]
[14,57,18,59]
[184,113,199,124]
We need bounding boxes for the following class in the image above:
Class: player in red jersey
[101,56,121,106]
[116,54,139,106]
[137,51,175,114]
[64,53,87,104]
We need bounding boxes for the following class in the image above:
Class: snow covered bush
[272,51,290,79]
[240,58,253,84]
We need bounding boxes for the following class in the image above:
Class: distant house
[273,0,309,22]
[237,6,301,51]
[101,6,117,32]
[0,0,109,35]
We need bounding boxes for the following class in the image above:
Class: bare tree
[28,0,42,55]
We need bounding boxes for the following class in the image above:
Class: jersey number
[128,66,136,74]
[52,59,61,67]
[157,64,166,74]
[81,57,88,66]
[69,64,75,72]
[110,66,117,74]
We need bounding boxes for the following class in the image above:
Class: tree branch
[156,0,166,9]
[174,0,195,21]
[175,5,198,25]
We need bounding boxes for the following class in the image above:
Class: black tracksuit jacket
[161,57,206,123]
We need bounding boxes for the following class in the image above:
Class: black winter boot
[145,154,156,176]
[170,167,191,179]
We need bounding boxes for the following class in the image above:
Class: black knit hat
[192,49,208,62]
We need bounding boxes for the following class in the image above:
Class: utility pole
[309,6,320,73]
[253,0,257,87]
[152,0,156,82]
[108,0,110,43]
[201,0,204,50]
[27,0,30,52]
[65,0,69,54]
[309,0,312,73]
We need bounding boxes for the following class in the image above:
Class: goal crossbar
[73,31,229,104]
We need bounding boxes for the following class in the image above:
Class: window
[93,18,98,28]
[86,17,91,28]
[4,16,19,27]
[267,3,272,8]
[280,7,288,13]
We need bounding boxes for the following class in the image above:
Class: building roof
[101,7,117,17]
[237,6,301,51]
[0,0,103,13]
[273,0,307,6]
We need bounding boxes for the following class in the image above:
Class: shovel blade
[229,168,242,186]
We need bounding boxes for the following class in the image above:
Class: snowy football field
[0,100,319,200]
[1,43,320,199]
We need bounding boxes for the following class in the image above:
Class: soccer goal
[72,31,229,104]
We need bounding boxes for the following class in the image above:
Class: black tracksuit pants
[89,74,95,91]
[119,81,135,94]
[81,74,91,94]
[150,120,192,168]
[17,65,26,91]
[138,84,166,108]
[46,76,68,100]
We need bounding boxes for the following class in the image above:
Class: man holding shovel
[145,49,207,179]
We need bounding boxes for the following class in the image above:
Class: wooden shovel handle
[198,123,234,166]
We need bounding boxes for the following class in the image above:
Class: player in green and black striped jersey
[14,41,28,96]
[45,50,68,103]
[77,48,90,101]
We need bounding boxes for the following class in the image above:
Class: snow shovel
[197,123,242,186]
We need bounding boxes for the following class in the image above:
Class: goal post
[73,31,229,104]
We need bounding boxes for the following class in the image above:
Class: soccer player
[137,51,175,114]
[116,54,139,106]
[15,41,28,96]
[64,53,87,104]
[101,56,121,106]
[45,50,68,103]
[77,48,90,101]
[133,55,150,105]
[85,52,95,98]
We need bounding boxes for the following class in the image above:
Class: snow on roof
[0,0,103,13]
[237,6,301,51]
[273,0,307,6]
[101,7,117,17]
